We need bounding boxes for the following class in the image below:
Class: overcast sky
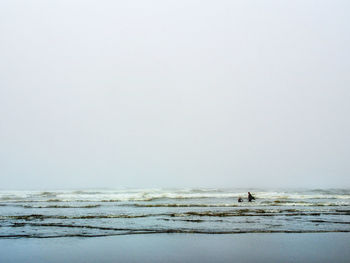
[1,0,349,189]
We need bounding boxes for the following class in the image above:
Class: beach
[1,233,349,262]
[2,0,349,262]
[1,188,349,262]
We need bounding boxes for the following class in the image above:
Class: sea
[0,188,349,238]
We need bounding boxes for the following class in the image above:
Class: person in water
[238,197,243,202]
[248,192,255,202]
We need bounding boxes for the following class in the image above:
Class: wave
[14,222,350,231]
[310,220,350,224]
[129,203,240,207]
[1,213,161,221]
[1,189,350,203]
[37,192,57,197]
[22,204,101,209]
[1,229,350,239]
[2,208,349,222]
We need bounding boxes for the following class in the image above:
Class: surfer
[248,192,255,202]
[238,197,243,203]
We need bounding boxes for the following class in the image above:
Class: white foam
[0,189,349,203]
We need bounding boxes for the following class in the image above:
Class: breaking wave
[0,188,349,238]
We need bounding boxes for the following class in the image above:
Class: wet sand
[0,233,349,263]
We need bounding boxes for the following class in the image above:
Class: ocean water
[0,188,349,238]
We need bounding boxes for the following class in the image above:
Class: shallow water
[0,188,349,238]
[1,233,350,263]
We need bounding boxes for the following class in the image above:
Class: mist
[1,0,349,189]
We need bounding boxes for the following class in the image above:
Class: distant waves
[0,189,349,238]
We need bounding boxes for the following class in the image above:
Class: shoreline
[1,229,350,239]
[1,232,349,262]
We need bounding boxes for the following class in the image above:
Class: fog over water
[1,0,349,189]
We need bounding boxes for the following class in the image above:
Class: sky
[1,0,349,189]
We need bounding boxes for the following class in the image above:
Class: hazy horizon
[1,0,349,189]
[1,186,349,192]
